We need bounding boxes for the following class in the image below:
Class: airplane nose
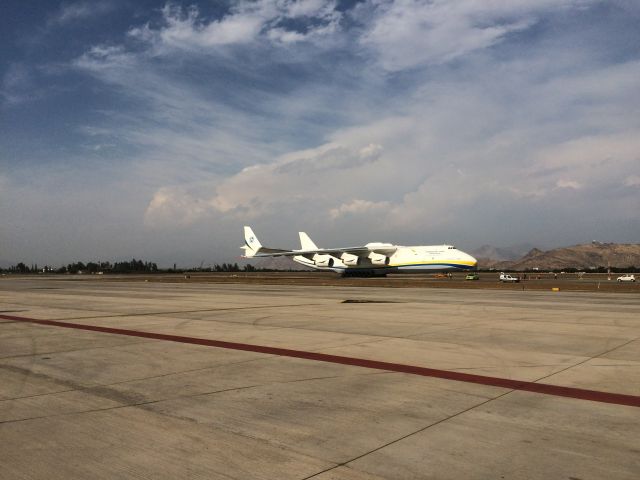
[466,253,478,269]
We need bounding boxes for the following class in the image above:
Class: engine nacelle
[314,254,335,267]
[368,252,389,266]
[341,253,361,266]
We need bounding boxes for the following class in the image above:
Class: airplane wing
[252,245,397,258]
[241,226,397,259]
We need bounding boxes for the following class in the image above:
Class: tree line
[2,259,158,274]
[1,261,294,274]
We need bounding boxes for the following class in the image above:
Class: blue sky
[1,0,639,266]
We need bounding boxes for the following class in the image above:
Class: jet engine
[341,253,361,266]
[368,252,390,266]
[314,255,335,267]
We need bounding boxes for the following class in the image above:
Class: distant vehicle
[499,272,520,283]
[617,274,636,282]
[465,273,479,280]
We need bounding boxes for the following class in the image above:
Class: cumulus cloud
[329,199,391,219]
[140,142,384,227]
[144,187,209,227]
[138,141,384,227]
[527,132,640,193]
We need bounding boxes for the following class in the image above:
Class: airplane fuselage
[292,244,476,274]
[241,226,477,276]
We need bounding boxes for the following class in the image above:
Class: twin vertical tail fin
[241,226,317,258]
[241,226,262,258]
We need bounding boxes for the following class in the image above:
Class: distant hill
[483,243,640,271]
[472,244,535,268]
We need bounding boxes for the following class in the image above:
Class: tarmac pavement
[0,276,638,479]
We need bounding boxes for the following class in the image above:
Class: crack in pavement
[0,370,394,426]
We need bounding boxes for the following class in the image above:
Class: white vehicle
[241,226,477,277]
[616,274,636,282]
[499,272,520,283]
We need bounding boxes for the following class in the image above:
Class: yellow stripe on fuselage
[388,259,477,267]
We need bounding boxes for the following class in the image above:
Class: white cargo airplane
[241,226,477,276]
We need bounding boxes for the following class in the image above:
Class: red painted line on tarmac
[2,313,639,408]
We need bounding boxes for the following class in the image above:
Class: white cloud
[1,63,34,104]
[358,0,593,71]
[285,0,333,18]
[555,179,582,190]
[159,3,264,47]
[209,143,383,216]
[129,1,342,51]
[274,143,382,174]
[126,45,640,240]
[624,175,640,187]
[329,199,391,219]
[529,132,640,192]
[49,1,115,26]
[144,187,209,228]
[267,28,306,43]
[75,45,135,71]
[138,142,384,227]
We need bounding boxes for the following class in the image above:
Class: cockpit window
[448,246,456,249]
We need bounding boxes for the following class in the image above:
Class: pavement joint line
[5,307,527,350]
[1,313,639,408]
[0,302,327,323]
[521,335,640,388]
[166,315,553,350]
[0,370,393,425]
[0,339,156,361]
[0,355,270,402]
[0,360,390,406]
[590,363,639,367]
[0,383,265,425]
[301,388,517,480]
[452,363,571,371]
[42,303,328,321]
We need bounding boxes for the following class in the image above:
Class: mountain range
[476,243,640,270]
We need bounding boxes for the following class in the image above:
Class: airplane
[241,226,477,277]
